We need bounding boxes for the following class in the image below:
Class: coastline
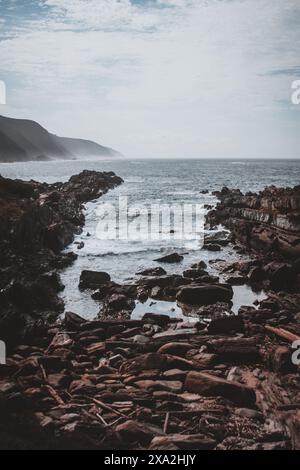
[0,172,300,449]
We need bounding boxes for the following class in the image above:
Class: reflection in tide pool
[231,285,267,314]
[131,284,267,323]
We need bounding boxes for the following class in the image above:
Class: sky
[0,0,299,158]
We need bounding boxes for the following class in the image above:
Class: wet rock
[191,261,207,270]
[154,253,184,263]
[207,316,244,335]
[142,313,173,326]
[79,270,111,290]
[176,284,233,306]
[203,244,221,252]
[184,371,256,407]
[227,276,247,285]
[64,311,87,330]
[183,269,208,279]
[137,267,167,276]
[248,267,266,283]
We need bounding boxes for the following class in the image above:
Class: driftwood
[89,397,129,419]
[265,325,300,343]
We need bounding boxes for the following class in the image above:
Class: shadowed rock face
[206,185,300,257]
[0,170,123,346]
[0,115,122,162]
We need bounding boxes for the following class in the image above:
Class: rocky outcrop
[207,185,300,258]
[0,171,123,345]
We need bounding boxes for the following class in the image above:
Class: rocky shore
[1,182,300,450]
[0,170,123,346]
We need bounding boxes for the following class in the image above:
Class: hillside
[0,115,121,162]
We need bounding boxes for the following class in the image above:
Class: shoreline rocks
[1,180,300,450]
[0,171,123,346]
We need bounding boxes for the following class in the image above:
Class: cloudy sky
[0,0,299,158]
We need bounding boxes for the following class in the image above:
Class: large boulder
[79,270,111,290]
[176,284,233,305]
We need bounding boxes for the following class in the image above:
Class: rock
[142,312,172,326]
[265,263,294,290]
[64,311,87,329]
[158,342,193,356]
[107,294,130,310]
[47,373,71,389]
[191,261,207,270]
[154,253,184,263]
[135,379,183,393]
[176,285,233,306]
[272,345,296,374]
[248,267,265,283]
[133,335,150,345]
[153,328,198,341]
[235,408,263,421]
[79,270,111,290]
[203,244,221,252]
[149,434,216,450]
[116,420,163,444]
[120,353,196,374]
[207,338,261,364]
[137,267,167,276]
[38,356,69,371]
[49,332,73,349]
[227,276,247,285]
[207,316,244,335]
[184,371,256,407]
[191,353,217,369]
[69,377,96,395]
[183,269,208,279]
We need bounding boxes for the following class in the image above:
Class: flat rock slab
[184,371,256,407]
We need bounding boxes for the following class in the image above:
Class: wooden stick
[45,385,65,406]
[163,412,170,434]
[89,397,128,419]
[40,364,47,381]
[265,325,300,343]
[108,410,136,427]
[96,413,108,426]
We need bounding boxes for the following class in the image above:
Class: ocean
[1,158,299,318]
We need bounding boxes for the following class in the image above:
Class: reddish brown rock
[184,371,256,407]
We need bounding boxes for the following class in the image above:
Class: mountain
[0,115,122,162]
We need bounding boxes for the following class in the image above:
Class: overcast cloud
[0,0,299,157]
